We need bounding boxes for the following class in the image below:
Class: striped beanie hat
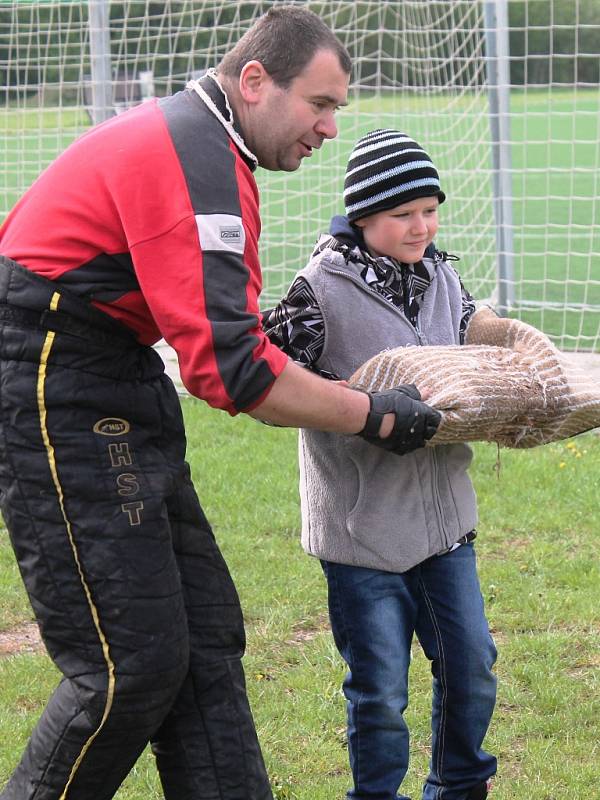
[343,129,446,222]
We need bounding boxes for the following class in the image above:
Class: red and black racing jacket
[0,72,288,414]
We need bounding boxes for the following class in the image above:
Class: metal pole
[88,0,114,124]
[483,0,514,316]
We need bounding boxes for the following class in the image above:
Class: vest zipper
[325,259,444,541]
[324,264,450,548]
[429,447,450,548]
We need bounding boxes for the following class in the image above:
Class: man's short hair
[218,4,351,88]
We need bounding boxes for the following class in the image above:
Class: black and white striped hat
[343,129,446,222]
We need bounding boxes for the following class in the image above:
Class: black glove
[358,384,441,456]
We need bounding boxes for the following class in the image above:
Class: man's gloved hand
[358,384,441,456]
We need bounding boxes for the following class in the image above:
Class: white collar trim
[186,68,258,169]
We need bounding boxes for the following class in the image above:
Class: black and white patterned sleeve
[262,277,338,379]
[459,279,476,344]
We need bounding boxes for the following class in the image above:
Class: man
[0,6,440,800]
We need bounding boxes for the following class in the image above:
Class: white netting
[1,1,599,351]
[258,1,498,307]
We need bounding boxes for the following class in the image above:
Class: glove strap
[361,393,384,438]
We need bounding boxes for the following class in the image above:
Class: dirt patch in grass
[0,622,44,657]
[286,613,330,646]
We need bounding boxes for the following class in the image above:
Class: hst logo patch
[220,225,242,242]
[93,417,131,436]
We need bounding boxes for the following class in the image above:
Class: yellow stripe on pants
[36,291,117,800]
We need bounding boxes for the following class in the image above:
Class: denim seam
[419,577,448,800]
[328,564,363,790]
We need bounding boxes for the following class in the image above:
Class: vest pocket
[345,450,363,517]
[345,443,432,571]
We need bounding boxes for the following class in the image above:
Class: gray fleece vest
[297,245,478,573]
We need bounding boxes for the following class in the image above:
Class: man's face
[251,49,349,172]
[355,196,440,264]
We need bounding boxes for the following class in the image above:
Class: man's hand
[358,385,441,456]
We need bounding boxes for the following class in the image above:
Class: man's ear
[239,60,270,104]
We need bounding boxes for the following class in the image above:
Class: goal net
[1,0,599,351]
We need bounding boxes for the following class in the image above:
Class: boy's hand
[358,385,441,455]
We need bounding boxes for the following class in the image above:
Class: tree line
[1,0,599,104]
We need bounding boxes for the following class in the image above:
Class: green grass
[0,107,87,204]
[1,398,600,798]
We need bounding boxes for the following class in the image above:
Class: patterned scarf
[314,218,442,329]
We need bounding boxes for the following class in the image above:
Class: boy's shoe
[466,779,491,799]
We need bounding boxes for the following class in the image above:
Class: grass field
[1,88,600,347]
[1,398,599,799]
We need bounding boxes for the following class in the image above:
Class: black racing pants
[0,258,272,800]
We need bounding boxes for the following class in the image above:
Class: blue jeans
[322,544,497,800]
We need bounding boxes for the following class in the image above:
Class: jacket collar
[186,69,258,172]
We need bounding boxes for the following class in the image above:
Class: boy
[263,129,497,800]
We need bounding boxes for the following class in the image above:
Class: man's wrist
[342,386,371,434]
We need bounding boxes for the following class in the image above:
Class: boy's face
[354,195,440,263]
